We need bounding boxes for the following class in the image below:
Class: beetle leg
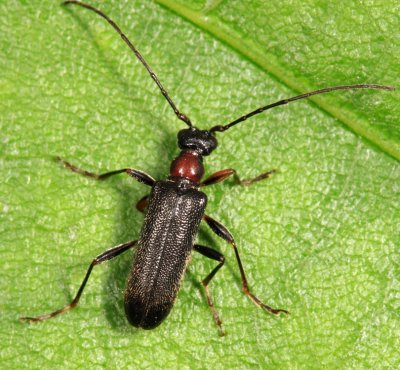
[200,169,235,186]
[201,168,276,187]
[193,244,226,336]
[20,240,138,323]
[55,156,155,186]
[136,195,149,213]
[203,214,289,316]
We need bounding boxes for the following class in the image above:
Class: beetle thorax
[169,150,204,183]
[169,127,218,184]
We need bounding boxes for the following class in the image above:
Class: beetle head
[177,127,218,156]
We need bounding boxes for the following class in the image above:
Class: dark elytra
[124,181,207,329]
[19,1,393,336]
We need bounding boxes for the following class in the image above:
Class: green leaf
[1,0,399,368]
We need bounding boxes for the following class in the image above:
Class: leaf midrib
[155,0,398,160]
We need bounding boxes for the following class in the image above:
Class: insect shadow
[98,134,178,330]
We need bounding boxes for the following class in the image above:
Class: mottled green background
[1,0,399,368]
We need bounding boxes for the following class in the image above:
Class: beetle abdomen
[124,180,207,329]
[124,295,174,329]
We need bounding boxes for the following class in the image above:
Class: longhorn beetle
[20,0,393,336]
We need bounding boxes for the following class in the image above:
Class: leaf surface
[1,0,399,368]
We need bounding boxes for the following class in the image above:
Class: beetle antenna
[62,0,193,127]
[209,84,394,132]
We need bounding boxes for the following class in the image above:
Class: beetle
[20,0,393,335]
